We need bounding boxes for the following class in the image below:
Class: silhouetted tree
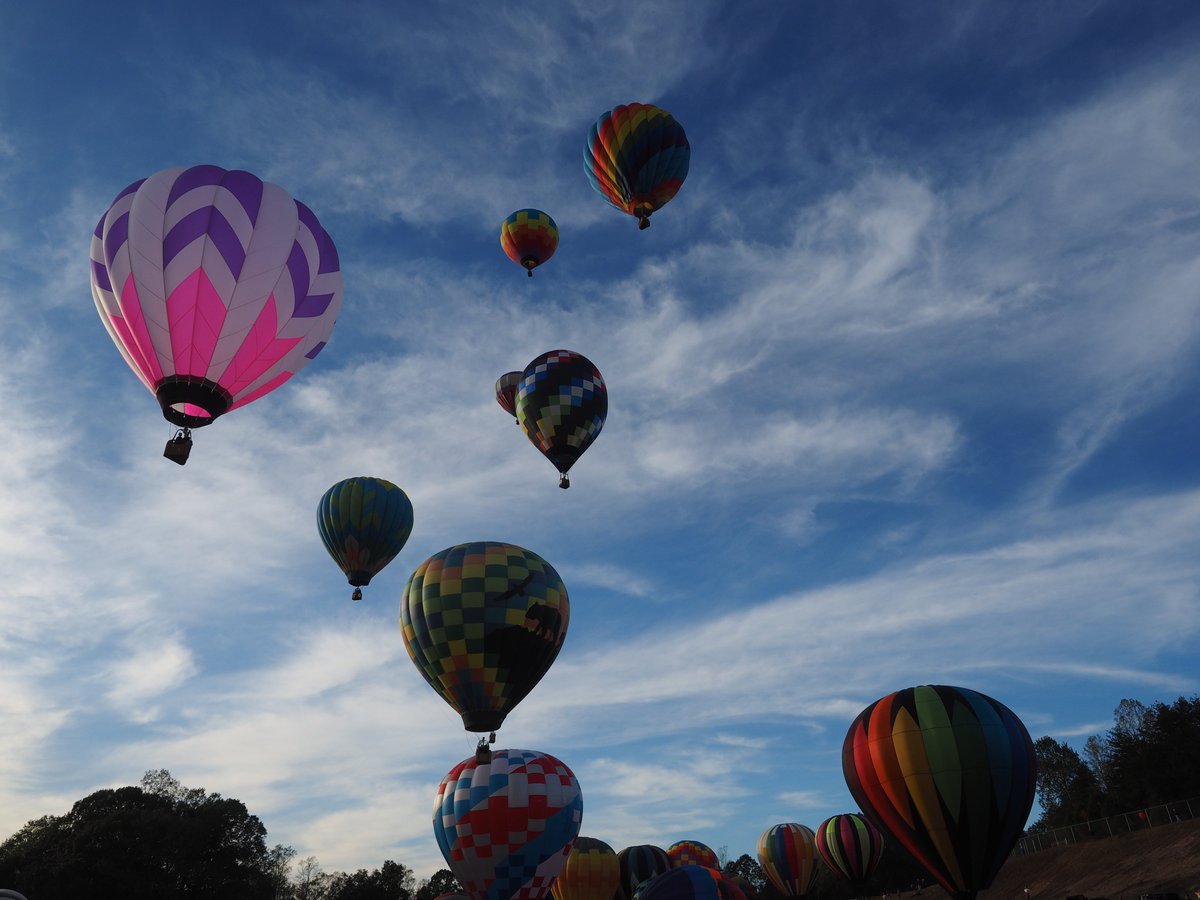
[415,868,461,900]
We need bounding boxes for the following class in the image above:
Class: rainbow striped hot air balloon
[501,209,559,276]
[757,824,817,898]
[842,685,1037,900]
[584,103,690,230]
[90,165,342,463]
[814,814,884,889]
[496,370,522,422]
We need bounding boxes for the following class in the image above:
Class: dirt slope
[894,818,1200,900]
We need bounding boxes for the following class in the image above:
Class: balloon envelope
[496,371,523,419]
[633,868,746,900]
[434,748,582,900]
[666,841,719,870]
[516,350,607,488]
[841,684,1037,900]
[400,542,569,732]
[90,165,342,429]
[757,824,817,898]
[551,836,620,900]
[615,845,671,900]
[317,476,414,595]
[814,814,884,888]
[584,103,690,229]
[501,209,559,276]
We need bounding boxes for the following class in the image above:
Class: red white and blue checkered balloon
[434,749,583,900]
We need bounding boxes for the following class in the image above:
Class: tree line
[1032,695,1200,830]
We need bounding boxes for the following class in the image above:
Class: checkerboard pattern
[400,542,569,730]
[434,749,583,900]
[666,841,719,870]
[516,350,607,477]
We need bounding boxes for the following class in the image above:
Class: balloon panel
[400,542,569,732]
[317,477,414,587]
[756,824,817,898]
[434,749,583,900]
[633,868,746,900]
[842,685,1036,900]
[814,814,884,887]
[666,841,719,869]
[90,165,342,426]
[551,836,620,900]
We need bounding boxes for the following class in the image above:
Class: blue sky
[1,0,1199,881]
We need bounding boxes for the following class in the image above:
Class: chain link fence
[1014,797,1199,855]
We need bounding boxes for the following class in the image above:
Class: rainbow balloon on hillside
[500,209,559,277]
[89,165,342,464]
[814,814,884,889]
[842,684,1037,900]
[757,824,817,898]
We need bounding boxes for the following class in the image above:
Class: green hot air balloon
[400,541,569,734]
[317,476,414,601]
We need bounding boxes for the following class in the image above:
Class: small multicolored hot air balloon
[757,824,818,898]
[615,846,671,900]
[317,476,414,601]
[584,103,690,230]
[400,542,569,733]
[551,836,620,900]
[516,350,607,489]
[666,842,719,870]
[842,685,1037,900]
[814,814,884,890]
[496,371,523,422]
[434,748,582,900]
[501,209,559,277]
[633,868,746,900]
[90,165,342,464]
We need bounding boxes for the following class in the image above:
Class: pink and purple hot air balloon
[89,165,343,463]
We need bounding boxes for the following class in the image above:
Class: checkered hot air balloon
[434,749,583,900]
[666,842,720,870]
[501,209,559,277]
[814,814,884,889]
[584,103,690,230]
[400,542,569,734]
[317,476,414,601]
[89,165,342,464]
[757,824,818,898]
[516,350,607,489]
[551,836,620,900]
[842,685,1037,900]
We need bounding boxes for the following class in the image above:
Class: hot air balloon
[317,476,414,601]
[633,868,747,900]
[496,371,523,422]
[615,846,671,900]
[584,103,690,230]
[666,842,719,870]
[89,165,342,464]
[400,542,569,734]
[841,685,1037,900]
[516,350,607,489]
[434,748,582,900]
[814,814,884,890]
[551,836,620,900]
[501,209,559,277]
[757,824,817,898]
